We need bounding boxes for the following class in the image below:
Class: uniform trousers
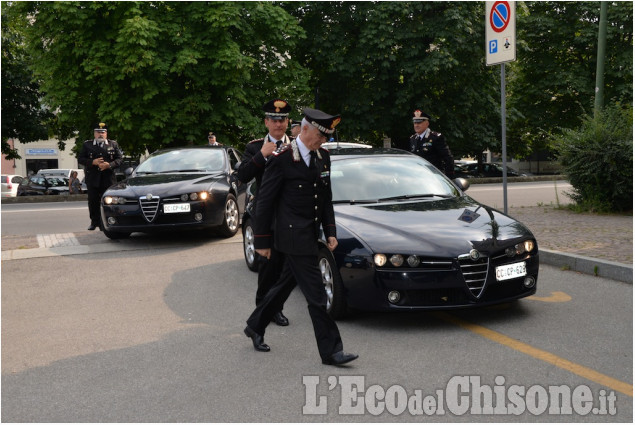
[246,253,343,361]
[255,247,286,306]
[87,184,110,226]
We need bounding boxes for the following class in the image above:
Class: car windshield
[331,156,461,203]
[135,149,225,174]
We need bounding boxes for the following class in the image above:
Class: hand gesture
[261,141,277,158]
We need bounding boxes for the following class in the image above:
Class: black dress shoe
[272,311,289,326]
[322,351,359,366]
[244,326,270,352]
[87,223,97,231]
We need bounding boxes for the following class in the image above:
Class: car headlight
[407,255,421,267]
[104,196,126,205]
[390,254,404,267]
[506,240,536,257]
[181,194,189,201]
[199,191,209,200]
[374,254,387,267]
[189,192,198,201]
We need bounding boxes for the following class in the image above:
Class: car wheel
[318,247,347,319]
[242,218,259,272]
[102,229,131,240]
[217,194,239,238]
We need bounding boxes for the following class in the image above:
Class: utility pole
[594,2,607,117]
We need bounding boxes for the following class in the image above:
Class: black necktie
[276,140,282,149]
[309,151,317,168]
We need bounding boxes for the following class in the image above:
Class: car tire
[318,247,347,319]
[102,229,131,240]
[242,218,259,272]
[217,194,239,238]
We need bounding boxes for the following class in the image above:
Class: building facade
[1,138,80,177]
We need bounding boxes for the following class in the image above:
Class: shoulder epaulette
[272,144,292,156]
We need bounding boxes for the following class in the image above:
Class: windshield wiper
[377,193,452,202]
[332,199,379,205]
[158,169,204,173]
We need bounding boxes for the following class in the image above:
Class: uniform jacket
[78,139,123,188]
[253,141,336,256]
[407,129,455,177]
[237,134,290,188]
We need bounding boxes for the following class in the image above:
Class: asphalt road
[1,180,573,236]
[1,232,632,422]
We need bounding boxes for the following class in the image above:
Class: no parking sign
[486,1,516,65]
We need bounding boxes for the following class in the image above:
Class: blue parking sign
[489,40,498,54]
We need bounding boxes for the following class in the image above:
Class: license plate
[495,261,527,281]
[164,203,190,214]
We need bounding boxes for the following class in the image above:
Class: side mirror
[454,177,470,191]
[124,167,134,176]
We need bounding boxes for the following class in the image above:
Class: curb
[540,249,632,284]
[1,194,87,204]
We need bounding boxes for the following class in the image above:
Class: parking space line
[434,312,633,397]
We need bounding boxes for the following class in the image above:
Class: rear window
[1,176,7,184]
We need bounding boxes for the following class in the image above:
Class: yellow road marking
[528,291,572,303]
[434,312,633,397]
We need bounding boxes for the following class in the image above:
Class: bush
[552,104,633,212]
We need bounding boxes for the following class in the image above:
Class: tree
[7,1,310,156]
[508,1,633,158]
[284,1,503,159]
[1,4,53,160]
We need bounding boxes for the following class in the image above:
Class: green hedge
[552,104,633,213]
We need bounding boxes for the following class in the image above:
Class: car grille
[139,196,160,223]
[457,253,489,298]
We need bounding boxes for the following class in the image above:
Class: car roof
[328,147,415,159]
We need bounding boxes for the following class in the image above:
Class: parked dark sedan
[464,162,526,177]
[242,148,538,318]
[100,146,247,239]
[17,174,69,196]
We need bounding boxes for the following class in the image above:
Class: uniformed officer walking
[237,99,294,327]
[78,123,123,230]
[243,108,358,366]
[406,109,455,178]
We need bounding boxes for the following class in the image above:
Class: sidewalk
[506,205,632,283]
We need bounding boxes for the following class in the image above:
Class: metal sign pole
[501,63,508,214]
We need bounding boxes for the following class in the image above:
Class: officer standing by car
[208,132,221,146]
[237,99,293,327]
[243,108,358,366]
[78,122,123,230]
[405,109,455,178]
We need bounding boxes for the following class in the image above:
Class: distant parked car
[1,174,24,198]
[464,163,526,178]
[17,174,70,196]
[454,164,475,179]
[39,168,85,182]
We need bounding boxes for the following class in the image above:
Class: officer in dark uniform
[406,109,455,178]
[243,108,358,366]
[78,122,123,230]
[289,119,301,138]
[237,99,293,326]
[208,132,221,146]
